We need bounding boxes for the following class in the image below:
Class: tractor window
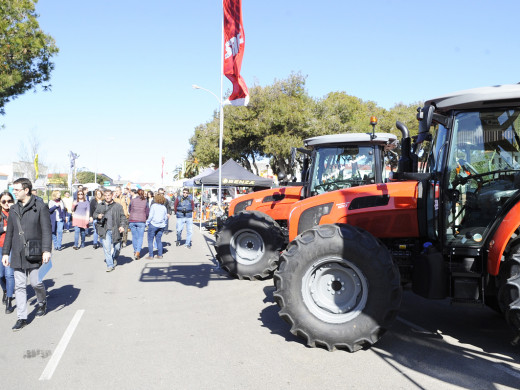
[444,110,520,247]
[310,146,376,195]
[420,125,448,174]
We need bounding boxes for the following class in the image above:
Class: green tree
[315,92,385,135]
[184,157,200,178]
[0,0,59,115]
[76,171,110,185]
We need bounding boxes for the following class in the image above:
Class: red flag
[223,0,249,106]
[161,157,165,179]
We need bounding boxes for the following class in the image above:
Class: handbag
[13,213,43,263]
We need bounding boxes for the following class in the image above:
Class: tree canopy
[0,0,59,115]
[76,171,111,186]
[189,72,420,178]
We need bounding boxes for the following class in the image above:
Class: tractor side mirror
[417,104,435,142]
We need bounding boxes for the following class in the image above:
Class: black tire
[273,224,402,352]
[497,244,520,344]
[215,211,285,280]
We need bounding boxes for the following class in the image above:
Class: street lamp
[192,84,224,208]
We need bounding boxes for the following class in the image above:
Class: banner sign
[222,178,255,185]
[223,0,249,106]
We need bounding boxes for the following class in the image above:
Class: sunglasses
[1,200,14,204]
[78,193,84,195]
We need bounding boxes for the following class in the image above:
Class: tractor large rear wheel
[215,211,285,280]
[274,224,402,352]
[498,243,520,345]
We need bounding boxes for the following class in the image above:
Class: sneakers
[134,252,140,260]
[145,256,153,260]
[73,246,79,250]
[176,241,181,247]
[106,266,115,272]
[156,256,163,259]
[93,243,99,249]
[36,302,47,317]
[12,319,28,331]
[5,297,14,314]
[187,244,192,249]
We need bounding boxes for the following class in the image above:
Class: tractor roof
[304,132,397,148]
[425,83,520,112]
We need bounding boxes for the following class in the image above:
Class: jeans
[0,254,14,298]
[129,222,145,253]
[100,230,121,268]
[65,212,72,231]
[14,268,46,320]
[92,221,99,245]
[74,226,86,247]
[52,220,64,249]
[176,217,193,246]
[147,224,165,257]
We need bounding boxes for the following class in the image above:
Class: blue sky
[1,0,519,183]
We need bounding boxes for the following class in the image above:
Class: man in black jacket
[94,189,127,272]
[1,178,52,331]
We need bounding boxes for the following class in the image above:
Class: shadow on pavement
[26,282,81,321]
[139,261,231,288]
[115,254,134,266]
[259,285,303,345]
[370,291,520,389]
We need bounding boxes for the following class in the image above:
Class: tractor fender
[488,201,520,276]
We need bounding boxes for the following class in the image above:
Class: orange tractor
[274,84,520,351]
[215,126,399,280]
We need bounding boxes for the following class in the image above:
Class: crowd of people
[0,178,195,331]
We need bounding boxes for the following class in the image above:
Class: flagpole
[218,3,225,209]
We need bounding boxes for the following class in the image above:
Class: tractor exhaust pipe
[396,121,413,173]
[396,121,409,139]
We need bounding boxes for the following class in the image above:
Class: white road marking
[39,309,85,381]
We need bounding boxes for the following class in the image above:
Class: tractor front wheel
[274,224,402,352]
[215,211,285,280]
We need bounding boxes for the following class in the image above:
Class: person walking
[128,189,149,260]
[72,190,90,249]
[89,189,103,249]
[1,178,52,331]
[157,188,172,234]
[49,190,66,251]
[114,186,130,247]
[174,188,194,248]
[62,191,73,232]
[145,193,168,259]
[146,190,154,206]
[94,189,127,272]
[0,191,15,314]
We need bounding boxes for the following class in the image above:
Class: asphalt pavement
[0,224,519,389]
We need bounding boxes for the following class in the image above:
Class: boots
[5,297,14,314]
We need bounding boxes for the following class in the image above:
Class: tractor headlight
[297,202,334,235]
[233,199,252,215]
